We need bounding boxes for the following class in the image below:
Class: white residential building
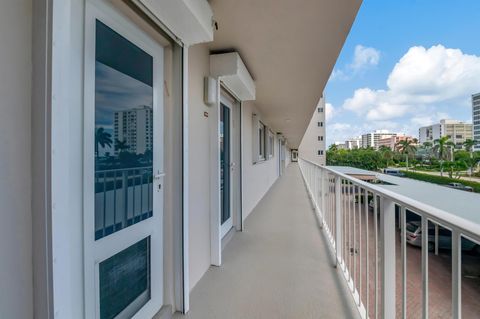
[334,142,347,149]
[361,130,396,149]
[473,93,480,150]
[345,136,362,149]
[298,96,326,165]
[419,119,473,148]
[114,105,153,155]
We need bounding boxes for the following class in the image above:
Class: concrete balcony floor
[174,164,360,319]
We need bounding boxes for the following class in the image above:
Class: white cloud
[342,45,480,121]
[325,103,335,121]
[410,112,450,128]
[351,45,381,71]
[330,45,381,80]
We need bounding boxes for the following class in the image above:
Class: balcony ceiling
[209,0,362,148]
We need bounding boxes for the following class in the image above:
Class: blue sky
[325,0,480,146]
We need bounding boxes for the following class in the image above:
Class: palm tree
[379,145,394,167]
[463,139,478,176]
[421,141,433,163]
[95,127,113,157]
[396,139,417,170]
[328,144,338,152]
[433,136,455,176]
[115,139,130,153]
[423,141,432,149]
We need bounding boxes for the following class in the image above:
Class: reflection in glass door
[94,20,154,241]
[220,101,233,237]
[84,3,164,318]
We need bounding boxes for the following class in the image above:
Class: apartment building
[473,93,480,151]
[334,142,347,149]
[113,105,153,155]
[377,135,417,150]
[0,1,362,318]
[298,96,327,165]
[361,130,396,149]
[419,119,473,147]
[345,136,362,149]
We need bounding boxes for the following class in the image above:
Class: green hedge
[403,171,480,193]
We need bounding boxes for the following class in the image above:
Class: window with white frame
[253,114,271,163]
[268,130,274,158]
[259,121,266,161]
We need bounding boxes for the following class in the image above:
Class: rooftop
[327,166,480,226]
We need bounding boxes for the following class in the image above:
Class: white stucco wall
[0,1,33,318]
[188,43,214,290]
[187,49,282,291]
[241,101,279,219]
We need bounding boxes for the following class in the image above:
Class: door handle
[153,173,166,180]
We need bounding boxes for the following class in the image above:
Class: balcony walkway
[174,164,360,319]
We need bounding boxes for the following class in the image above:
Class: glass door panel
[95,20,154,240]
[220,103,232,236]
[85,3,164,317]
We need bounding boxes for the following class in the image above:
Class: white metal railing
[95,166,153,240]
[298,158,480,319]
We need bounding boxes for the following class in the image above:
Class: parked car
[446,182,473,192]
[383,168,405,177]
[405,221,479,252]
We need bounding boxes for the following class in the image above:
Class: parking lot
[339,196,480,318]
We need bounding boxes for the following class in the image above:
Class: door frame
[210,84,243,266]
[83,1,164,318]
[220,94,234,238]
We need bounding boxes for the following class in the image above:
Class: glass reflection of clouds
[94,20,154,240]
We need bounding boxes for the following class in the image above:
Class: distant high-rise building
[298,96,326,165]
[334,141,347,150]
[345,136,361,150]
[361,130,396,149]
[418,119,473,148]
[473,93,480,151]
[114,105,153,155]
[377,135,417,150]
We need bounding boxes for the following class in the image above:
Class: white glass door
[220,95,233,237]
[84,2,164,318]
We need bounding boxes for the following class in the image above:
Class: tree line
[327,138,480,178]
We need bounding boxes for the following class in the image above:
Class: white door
[220,94,234,237]
[84,2,164,318]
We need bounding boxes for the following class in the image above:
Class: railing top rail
[95,166,153,173]
[299,157,480,242]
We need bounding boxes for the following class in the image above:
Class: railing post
[422,216,429,319]
[335,176,343,267]
[314,166,318,209]
[321,169,326,226]
[452,230,461,319]
[381,197,396,318]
